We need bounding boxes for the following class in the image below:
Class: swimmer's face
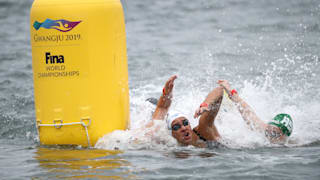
[171,117,193,145]
[265,125,288,143]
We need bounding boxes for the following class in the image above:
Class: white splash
[95,118,178,150]
[96,54,320,150]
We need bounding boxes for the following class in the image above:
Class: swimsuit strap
[193,129,224,149]
[193,129,207,142]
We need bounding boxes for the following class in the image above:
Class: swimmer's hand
[163,75,177,97]
[217,80,233,98]
[217,80,232,93]
[218,80,241,103]
[193,105,210,118]
[152,75,177,120]
[157,75,177,109]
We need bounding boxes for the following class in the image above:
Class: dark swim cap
[268,113,293,136]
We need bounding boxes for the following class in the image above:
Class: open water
[0,0,320,179]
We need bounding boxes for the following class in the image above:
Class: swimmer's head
[166,110,187,130]
[166,110,193,145]
[268,113,293,137]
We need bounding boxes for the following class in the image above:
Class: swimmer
[150,76,293,147]
[217,80,293,143]
[151,75,224,148]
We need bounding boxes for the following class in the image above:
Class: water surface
[0,0,320,179]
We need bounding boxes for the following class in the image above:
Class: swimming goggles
[172,119,189,131]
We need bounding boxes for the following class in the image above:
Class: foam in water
[96,53,320,150]
[95,120,178,150]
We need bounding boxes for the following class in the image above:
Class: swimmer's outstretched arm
[193,86,223,140]
[217,80,267,132]
[151,75,177,121]
[194,86,223,124]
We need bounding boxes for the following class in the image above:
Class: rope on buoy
[36,117,92,147]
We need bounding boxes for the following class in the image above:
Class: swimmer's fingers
[217,80,228,86]
[168,75,177,88]
[217,80,231,92]
[164,75,177,95]
[194,107,201,118]
[194,107,210,118]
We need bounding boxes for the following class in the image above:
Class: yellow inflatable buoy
[30,0,129,147]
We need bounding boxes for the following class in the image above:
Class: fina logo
[46,52,64,64]
[33,19,81,32]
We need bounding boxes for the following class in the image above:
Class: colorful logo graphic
[33,19,81,32]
